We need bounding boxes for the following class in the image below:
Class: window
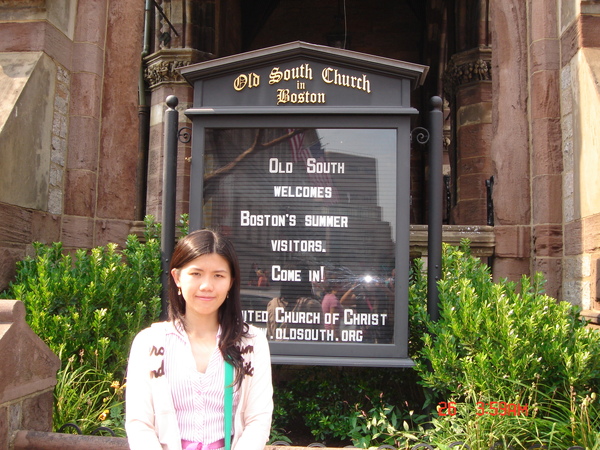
[195,126,410,366]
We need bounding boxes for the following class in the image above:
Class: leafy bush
[344,242,600,448]
[1,220,162,434]
[53,349,126,436]
[348,395,427,448]
[4,235,161,376]
[272,365,424,445]
[415,242,600,401]
[406,241,600,448]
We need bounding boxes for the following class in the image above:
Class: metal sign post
[160,95,179,320]
[427,96,443,322]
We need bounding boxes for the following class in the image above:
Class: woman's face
[171,253,233,320]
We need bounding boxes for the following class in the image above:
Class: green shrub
[1,222,162,434]
[4,235,161,377]
[407,241,600,448]
[345,242,600,448]
[348,395,427,448]
[272,365,424,445]
[415,242,600,401]
[53,349,126,436]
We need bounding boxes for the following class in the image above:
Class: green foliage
[407,241,600,447]
[5,235,161,377]
[408,256,429,358]
[273,367,357,442]
[394,393,600,450]
[177,213,189,237]
[54,349,125,436]
[349,395,427,449]
[143,213,188,240]
[272,365,423,445]
[2,219,162,435]
[337,242,600,448]
[143,214,161,240]
[414,241,600,402]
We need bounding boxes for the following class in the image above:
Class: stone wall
[0,0,145,291]
[488,0,600,304]
[561,1,600,310]
[0,300,60,449]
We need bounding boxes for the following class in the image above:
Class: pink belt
[181,438,225,450]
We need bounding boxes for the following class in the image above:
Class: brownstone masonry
[0,300,60,449]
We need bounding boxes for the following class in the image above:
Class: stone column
[144,49,204,222]
[64,0,145,249]
[528,0,563,299]
[0,300,60,449]
[444,47,492,225]
[95,0,146,244]
[489,0,532,283]
[62,0,108,250]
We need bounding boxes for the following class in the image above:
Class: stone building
[0,0,599,313]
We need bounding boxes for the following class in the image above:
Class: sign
[181,41,428,366]
[205,127,396,345]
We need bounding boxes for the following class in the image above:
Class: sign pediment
[180,41,428,110]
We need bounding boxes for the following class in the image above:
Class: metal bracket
[410,126,430,145]
[178,126,191,143]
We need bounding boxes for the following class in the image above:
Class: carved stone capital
[144,48,212,90]
[444,46,492,98]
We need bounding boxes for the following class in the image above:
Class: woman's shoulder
[132,321,176,343]
[245,323,266,337]
[243,324,269,346]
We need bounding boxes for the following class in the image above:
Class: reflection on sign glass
[203,128,396,345]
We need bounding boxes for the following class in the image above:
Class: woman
[125,229,273,450]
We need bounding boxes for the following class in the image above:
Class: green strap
[224,361,234,450]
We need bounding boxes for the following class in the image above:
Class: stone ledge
[12,430,352,449]
[581,309,600,325]
[130,223,497,258]
[0,301,61,404]
[410,224,495,257]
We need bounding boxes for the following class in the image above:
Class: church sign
[180,41,428,367]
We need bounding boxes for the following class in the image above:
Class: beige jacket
[125,322,273,450]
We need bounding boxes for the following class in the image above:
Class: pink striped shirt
[164,323,239,447]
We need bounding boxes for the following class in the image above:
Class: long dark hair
[168,229,249,386]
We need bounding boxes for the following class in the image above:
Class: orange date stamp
[438,401,529,417]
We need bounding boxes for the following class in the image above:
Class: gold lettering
[276,89,326,105]
[276,89,290,104]
[248,72,260,88]
[321,67,371,93]
[234,74,248,91]
[234,73,260,91]
[270,67,283,85]
[270,64,313,85]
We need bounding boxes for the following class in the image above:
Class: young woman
[125,229,273,450]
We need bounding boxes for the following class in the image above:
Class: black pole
[160,95,179,320]
[427,96,443,322]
